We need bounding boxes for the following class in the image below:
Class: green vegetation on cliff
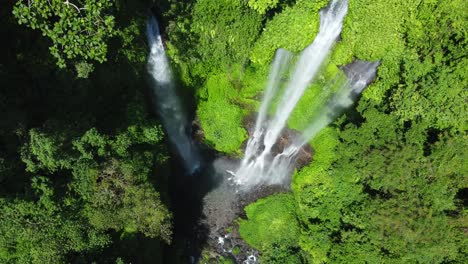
[164,0,467,263]
[1,0,467,263]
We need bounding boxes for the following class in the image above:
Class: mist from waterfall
[234,0,378,189]
[146,16,200,173]
[262,61,380,184]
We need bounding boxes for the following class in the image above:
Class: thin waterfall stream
[147,16,200,174]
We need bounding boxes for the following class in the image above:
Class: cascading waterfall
[146,16,200,173]
[241,48,293,168]
[234,0,349,187]
[264,61,380,183]
[234,0,379,189]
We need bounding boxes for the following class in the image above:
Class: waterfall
[234,0,349,187]
[146,16,200,174]
[234,0,378,189]
[264,61,380,184]
[241,49,292,168]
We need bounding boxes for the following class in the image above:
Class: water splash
[265,61,380,182]
[234,0,349,187]
[234,0,381,189]
[146,16,200,173]
[241,49,292,168]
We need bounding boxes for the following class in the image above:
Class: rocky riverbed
[181,114,315,263]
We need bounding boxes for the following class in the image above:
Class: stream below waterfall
[146,13,269,263]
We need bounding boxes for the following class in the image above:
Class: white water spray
[146,16,200,173]
[261,0,349,154]
[241,49,292,167]
[265,60,380,181]
[234,0,379,189]
[235,0,349,187]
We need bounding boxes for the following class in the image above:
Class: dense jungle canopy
[0,0,466,263]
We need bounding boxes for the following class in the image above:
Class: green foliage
[198,99,247,154]
[21,128,72,173]
[86,160,172,242]
[261,243,304,264]
[248,0,279,14]
[74,127,109,159]
[1,1,170,261]
[292,127,339,189]
[239,193,302,261]
[219,256,236,264]
[389,0,468,132]
[293,118,466,263]
[117,18,148,65]
[197,73,248,154]
[16,98,173,248]
[75,61,95,78]
[0,177,110,263]
[3,0,467,262]
[332,0,410,103]
[250,0,328,65]
[231,246,241,255]
[13,0,117,68]
[163,0,266,153]
[190,0,263,77]
[335,0,409,62]
[288,1,468,260]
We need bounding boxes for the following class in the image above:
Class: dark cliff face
[341,60,380,89]
[270,128,314,169]
[243,112,314,170]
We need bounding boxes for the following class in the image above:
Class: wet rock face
[200,167,289,263]
[296,145,314,168]
[270,128,314,169]
[187,113,314,263]
[341,60,381,96]
[192,117,205,143]
[244,113,314,170]
[341,60,380,86]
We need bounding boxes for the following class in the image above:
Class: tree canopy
[1,0,466,263]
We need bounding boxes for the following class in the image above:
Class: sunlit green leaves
[248,0,279,14]
[21,129,72,173]
[196,72,249,154]
[191,0,262,76]
[239,193,303,262]
[13,0,117,67]
[250,0,328,65]
[0,177,110,264]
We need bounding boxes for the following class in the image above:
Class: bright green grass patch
[239,64,269,103]
[198,99,247,154]
[197,73,248,154]
[292,127,340,190]
[239,193,300,250]
[250,0,328,66]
